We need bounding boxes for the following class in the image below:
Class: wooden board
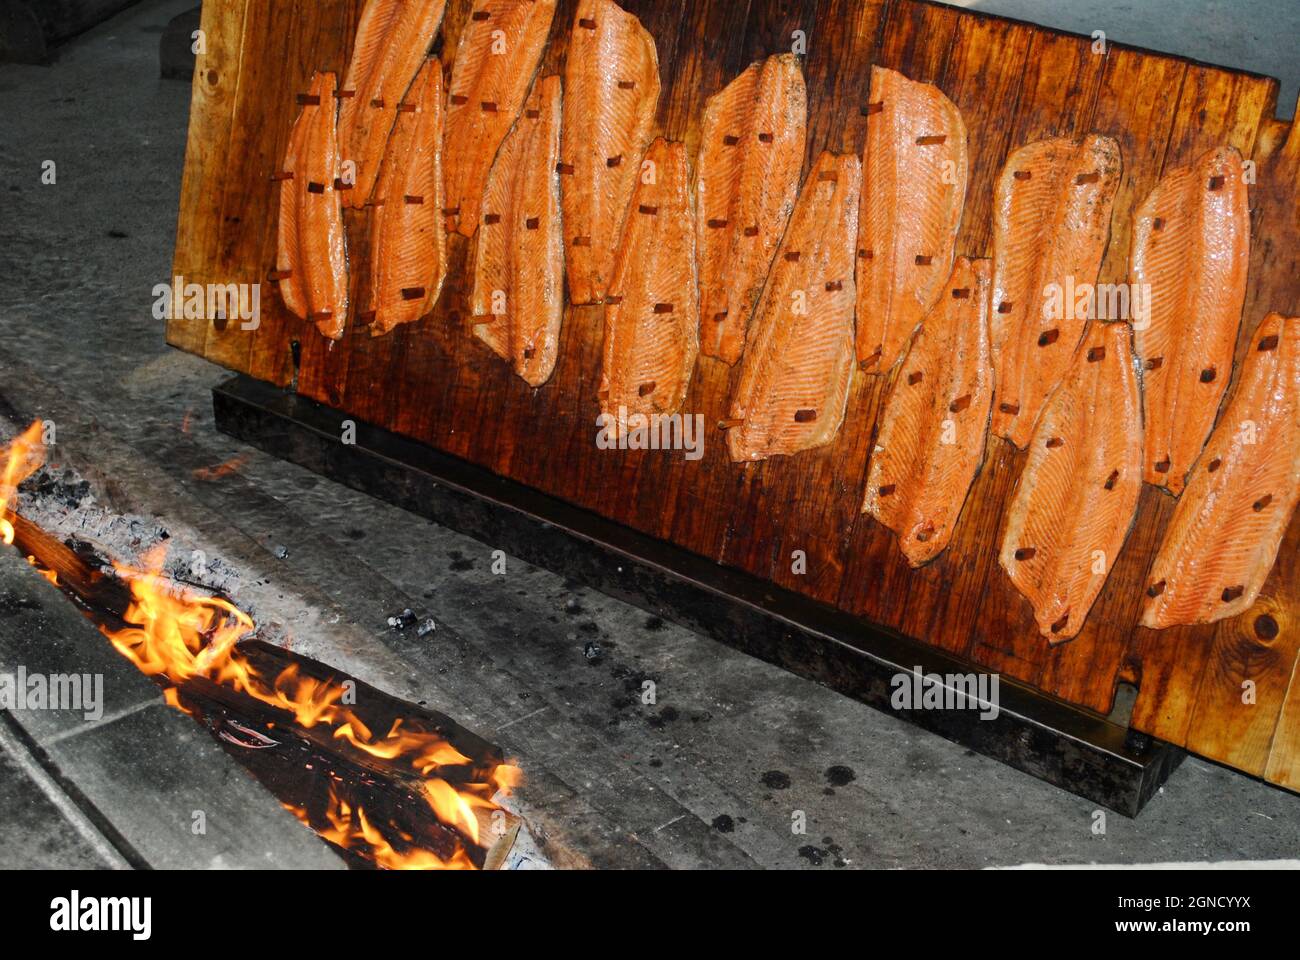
[168,0,1300,791]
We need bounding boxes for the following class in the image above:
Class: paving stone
[40,700,344,869]
[0,550,162,742]
[0,739,116,869]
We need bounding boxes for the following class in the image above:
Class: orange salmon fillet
[1142,314,1300,628]
[1130,146,1250,494]
[368,58,447,337]
[864,257,993,566]
[444,0,557,237]
[276,71,349,340]
[471,75,565,387]
[559,0,660,305]
[695,54,806,366]
[991,135,1121,448]
[727,152,860,463]
[337,0,446,208]
[1000,322,1143,641]
[856,66,968,374]
[598,138,698,435]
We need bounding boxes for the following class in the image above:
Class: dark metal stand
[214,374,1184,816]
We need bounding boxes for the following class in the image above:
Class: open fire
[0,421,521,870]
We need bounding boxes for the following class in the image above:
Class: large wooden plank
[1253,102,1300,789]
[606,0,755,542]
[666,0,817,567]
[199,1,285,374]
[815,0,960,624]
[294,1,368,415]
[168,0,1300,788]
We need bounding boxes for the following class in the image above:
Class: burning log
[175,642,510,869]
[3,509,132,627]
[1,424,522,870]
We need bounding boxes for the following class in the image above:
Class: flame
[1,422,520,870]
[25,555,58,586]
[100,548,520,868]
[286,790,479,870]
[0,421,46,545]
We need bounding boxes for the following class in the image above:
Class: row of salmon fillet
[272,0,1300,642]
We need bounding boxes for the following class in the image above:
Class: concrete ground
[0,0,1297,869]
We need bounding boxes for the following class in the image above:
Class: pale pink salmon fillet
[597,138,698,434]
[444,0,557,237]
[864,257,993,566]
[727,152,860,463]
[1130,146,1250,494]
[276,71,349,340]
[695,54,806,365]
[1142,314,1300,628]
[560,0,660,305]
[991,135,1121,448]
[471,75,564,387]
[856,66,968,373]
[367,58,447,337]
[337,0,446,208]
[1000,322,1143,640]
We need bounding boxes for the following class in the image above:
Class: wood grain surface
[168,0,1300,791]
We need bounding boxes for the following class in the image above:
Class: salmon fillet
[727,152,861,463]
[864,257,993,566]
[337,0,446,208]
[444,0,557,237]
[991,135,1121,448]
[1142,314,1300,629]
[856,66,968,373]
[695,54,807,366]
[560,0,660,305]
[367,58,447,338]
[597,139,698,434]
[276,71,349,340]
[1130,146,1250,494]
[471,75,564,387]
[1000,322,1143,641]
[275,81,312,323]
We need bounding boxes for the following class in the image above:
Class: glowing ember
[192,454,249,481]
[0,422,520,869]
